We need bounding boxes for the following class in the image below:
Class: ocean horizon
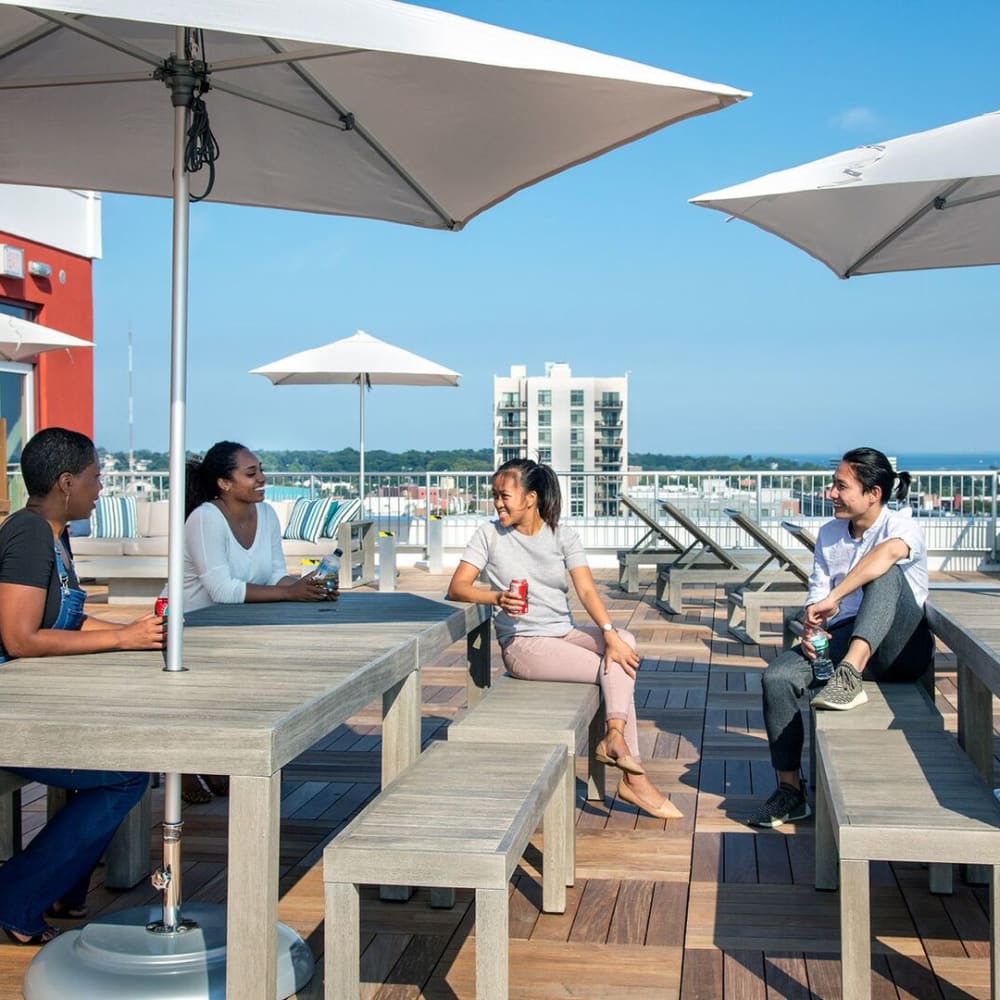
[768,452,1000,471]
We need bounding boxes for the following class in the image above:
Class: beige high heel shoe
[616,779,683,820]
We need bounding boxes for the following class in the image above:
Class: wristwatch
[600,623,615,633]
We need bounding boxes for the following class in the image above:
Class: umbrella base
[23,903,314,1000]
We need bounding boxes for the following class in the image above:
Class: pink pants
[500,625,642,761]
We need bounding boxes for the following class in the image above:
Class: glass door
[0,300,37,508]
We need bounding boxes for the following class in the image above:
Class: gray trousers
[760,565,934,773]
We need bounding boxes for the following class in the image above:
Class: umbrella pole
[154,25,193,934]
[359,376,365,505]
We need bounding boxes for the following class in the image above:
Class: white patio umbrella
[0,313,92,361]
[0,1,748,678]
[691,109,1000,278]
[251,330,460,504]
[0,3,747,995]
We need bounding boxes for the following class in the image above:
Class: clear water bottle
[810,630,834,682]
[316,547,344,593]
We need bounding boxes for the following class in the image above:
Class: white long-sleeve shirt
[183,502,287,611]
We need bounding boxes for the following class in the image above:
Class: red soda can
[508,579,528,614]
[154,597,169,619]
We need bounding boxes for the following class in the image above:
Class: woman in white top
[183,441,331,612]
[181,440,332,801]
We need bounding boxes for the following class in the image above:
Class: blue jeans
[0,768,148,936]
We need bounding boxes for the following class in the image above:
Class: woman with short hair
[0,427,157,945]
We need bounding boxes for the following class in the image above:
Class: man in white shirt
[748,448,934,829]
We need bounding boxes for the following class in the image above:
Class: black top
[0,508,77,661]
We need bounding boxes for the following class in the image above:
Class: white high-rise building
[493,363,628,517]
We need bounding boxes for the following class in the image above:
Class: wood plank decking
[2,567,997,999]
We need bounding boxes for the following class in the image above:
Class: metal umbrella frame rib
[845,177,972,277]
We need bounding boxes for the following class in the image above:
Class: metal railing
[11,466,998,562]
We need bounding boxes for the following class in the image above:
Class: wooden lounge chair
[781,519,817,553]
[653,501,750,614]
[723,509,813,644]
[778,521,818,646]
[615,493,688,593]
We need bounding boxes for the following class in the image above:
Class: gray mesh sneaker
[747,783,811,828]
[810,661,868,711]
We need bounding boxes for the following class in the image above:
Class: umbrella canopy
[0,1,748,231]
[0,312,92,361]
[252,330,460,501]
[0,0,749,655]
[0,0,748,952]
[691,109,1000,278]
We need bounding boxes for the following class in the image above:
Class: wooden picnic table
[0,591,490,1000]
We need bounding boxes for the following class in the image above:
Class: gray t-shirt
[460,519,588,642]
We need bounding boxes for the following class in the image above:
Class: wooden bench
[809,675,953,890]
[0,768,28,859]
[815,729,1000,999]
[809,678,941,785]
[324,741,569,1000]
[447,676,605,880]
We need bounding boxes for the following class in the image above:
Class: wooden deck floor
[2,567,997,999]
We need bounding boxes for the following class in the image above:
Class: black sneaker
[747,782,811,828]
[810,661,868,711]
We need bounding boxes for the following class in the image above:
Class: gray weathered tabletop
[926,589,1000,694]
[0,593,489,774]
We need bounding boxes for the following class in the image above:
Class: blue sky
[92,1,1000,457]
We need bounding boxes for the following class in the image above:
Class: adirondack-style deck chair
[615,493,689,592]
[653,501,752,614]
[723,510,813,644]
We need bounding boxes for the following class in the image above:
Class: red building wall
[0,231,94,438]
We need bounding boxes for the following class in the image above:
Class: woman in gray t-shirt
[448,459,680,821]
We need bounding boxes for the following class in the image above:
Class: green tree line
[100,447,824,472]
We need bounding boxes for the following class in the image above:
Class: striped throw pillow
[91,495,139,538]
[282,497,333,543]
[323,497,362,537]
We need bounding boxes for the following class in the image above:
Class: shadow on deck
[2,567,996,998]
